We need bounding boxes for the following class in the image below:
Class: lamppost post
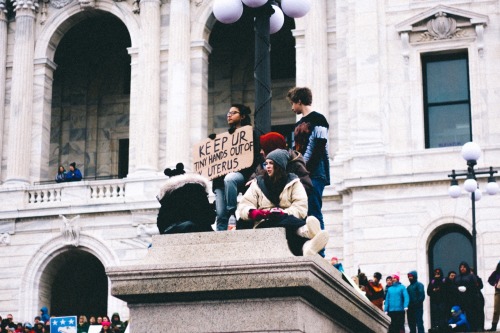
[212,0,311,135]
[447,142,499,272]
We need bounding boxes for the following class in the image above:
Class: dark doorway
[50,250,107,318]
[118,139,129,178]
[428,225,473,277]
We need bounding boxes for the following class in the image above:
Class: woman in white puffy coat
[237,149,329,256]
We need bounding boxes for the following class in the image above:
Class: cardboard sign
[193,125,254,180]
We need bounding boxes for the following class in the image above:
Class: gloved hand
[208,133,216,140]
[458,286,466,292]
[248,209,270,220]
[450,323,457,329]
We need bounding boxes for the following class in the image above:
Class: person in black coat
[427,268,447,328]
[156,163,215,234]
[454,261,481,331]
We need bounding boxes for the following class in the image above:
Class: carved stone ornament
[395,5,489,61]
[60,214,81,247]
[0,0,7,14]
[79,0,95,10]
[0,233,11,246]
[50,0,74,9]
[12,0,39,12]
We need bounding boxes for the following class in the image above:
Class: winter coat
[427,270,446,304]
[40,307,50,323]
[407,270,425,309]
[365,281,385,310]
[448,307,471,331]
[384,281,410,312]
[454,262,480,311]
[110,313,125,333]
[156,173,215,234]
[488,270,500,293]
[55,171,66,183]
[66,168,83,181]
[237,174,307,223]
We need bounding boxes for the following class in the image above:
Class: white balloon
[269,5,284,34]
[281,0,311,18]
[242,0,267,8]
[213,0,244,24]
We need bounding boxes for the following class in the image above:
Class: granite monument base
[108,229,389,333]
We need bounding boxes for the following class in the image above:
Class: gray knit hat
[266,149,289,171]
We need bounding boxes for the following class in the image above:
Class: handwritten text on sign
[193,126,253,180]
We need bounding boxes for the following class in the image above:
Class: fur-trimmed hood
[157,173,210,201]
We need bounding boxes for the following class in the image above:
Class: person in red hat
[249,131,312,194]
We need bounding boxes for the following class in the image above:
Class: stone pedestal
[108,229,389,333]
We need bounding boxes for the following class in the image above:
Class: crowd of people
[352,260,500,333]
[55,162,83,182]
[0,311,127,333]
[156,86,331,257]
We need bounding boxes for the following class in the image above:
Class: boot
[488,322,498,331]
[296,216,321,239]
[302,230,329,256]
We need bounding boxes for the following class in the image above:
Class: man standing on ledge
[66,162,83,181]
[287,87,330,256]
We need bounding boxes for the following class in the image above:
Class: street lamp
[447,142,499,271]
[212,0,311,135]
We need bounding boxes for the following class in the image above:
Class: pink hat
[392,274,400,281]
[102,321,111,327]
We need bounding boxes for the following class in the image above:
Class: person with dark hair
[428,268,447,329]
[287,87,330,257]
[55,165,66,183]
[248,132,313,194]
[65,162,83,181]
[211,104,262,231]
[454,262,480,331]
[110,313,125,333]
[99,321,112,333]
[384,274,409,333]
[487,260,500,331]
[364,272,385,310]
[471,267,486,332]
[237,149,329,256]
[156,163,215,234]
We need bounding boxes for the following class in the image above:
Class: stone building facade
[0,0,499,329]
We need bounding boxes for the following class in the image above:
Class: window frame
[421,51,472,149]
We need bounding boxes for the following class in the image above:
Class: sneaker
[302,230,329,256]
[306,216,321,238]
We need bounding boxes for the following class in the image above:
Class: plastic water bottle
[228,215,236,231]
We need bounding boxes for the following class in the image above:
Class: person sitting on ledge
[237,149,329,256]
[156,163,215,234]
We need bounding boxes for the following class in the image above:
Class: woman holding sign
[237,149,329,256]
[212,104,262,231]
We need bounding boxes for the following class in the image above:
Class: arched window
[428,225,473,278]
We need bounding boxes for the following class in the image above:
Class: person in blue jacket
[384,274,409,333]
[448,305,470,332]
[407,270,426,333]
[65,162,83,181]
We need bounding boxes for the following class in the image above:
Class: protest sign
[50,316,77,333]
[193,125,254,180]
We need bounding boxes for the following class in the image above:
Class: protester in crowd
[237,149,329,256]
[99,321,112,333]
[2,314,16,333]
[444,270,459,313]
[448,305,471,332]
[156,163,215,234]
[454,261,480,331]
[110,313,125,333]
[427,268,447,329]
[96,317,103,325]
[385,275,393,300]
[39,308,49,325]
[22,323,33,333]
[55,166,66,183]
[364,272,385,310]
[487,260,500,331]
[407,270,425,333]
[287,87,330,257]
[65,162,83,181]
[211,104,262,231]
[32,322,43,333]
[384,274,409,333]
[471,267,486,332]
[14,322,22,333]
[248,132,313,194]
[77,315,89,333]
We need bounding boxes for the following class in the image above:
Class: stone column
[133,0,161,174]
[0,4,7,181]
[165,0,191,167]
[303,0,328,116]
[5,2,37,184]
[127,47,140,175]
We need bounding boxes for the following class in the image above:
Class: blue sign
[50,316,77,333]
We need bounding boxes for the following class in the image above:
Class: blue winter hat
[451,305,461,313]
